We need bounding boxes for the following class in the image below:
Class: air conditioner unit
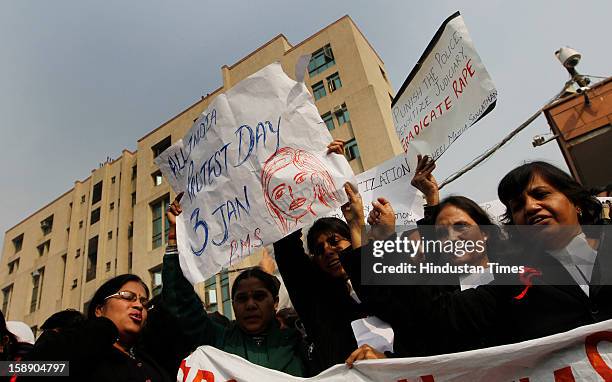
[333,105,342,113]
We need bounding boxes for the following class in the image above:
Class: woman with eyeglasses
[338,155,509,358]
[344,161,611,356]
[162,195,307,377]
[26,274,171,382]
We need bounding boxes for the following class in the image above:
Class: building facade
[0,15,402,331]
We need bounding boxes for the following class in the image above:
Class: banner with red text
[392,12,497,159]
[178,319,612,381]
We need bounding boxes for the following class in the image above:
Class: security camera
[555,47,581,68]
[576,86,590,94]
[532,135,545,147]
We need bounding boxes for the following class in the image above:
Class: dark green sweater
[162,247,306,377]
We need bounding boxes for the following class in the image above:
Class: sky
[1,1,610,248]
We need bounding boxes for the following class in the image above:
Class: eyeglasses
[104,290,151,309]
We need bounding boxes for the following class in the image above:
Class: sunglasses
[104,290,151,309]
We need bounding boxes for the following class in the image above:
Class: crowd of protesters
[2,139,611,381]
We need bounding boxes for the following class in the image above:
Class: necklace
[127,347,136,360]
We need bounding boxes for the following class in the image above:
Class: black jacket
[274,230,369,371]
[341,229,612,356]
[26,317,171,382]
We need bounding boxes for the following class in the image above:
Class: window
[311,81,326,101]
[61,254,67,293]
[37,240,50,257]
[152,136,172,158]
[90,208,101,225]
[344,139,361,161]
[92,181,103,204]
[205,275,217,312]
[8,259,19,274]
[131,192,136,207]
[152,170,163,186]
[221,270,232,319]
[380,66,388,83]
[111,176,116,184]
[71,279,78,289]
[151,195,170,249]
[131,166,137,180]
[109,202,115,211]
[321,112,335,131]
[2,285,12,315]
[81,195,86,204]
[86,236,98,282]
[79,220,83,229]
[128,252,133,273]
[128,222,134,238]
[334,103,350,126]
[106,262,111,272]
[308,44,335,77]
[76,249,81,258]
[30,267,44,313]
[327,72,342,92]
[41,215,54,235]
[150,267,162,297]
[12,234,23,253]
[107,231,112,240]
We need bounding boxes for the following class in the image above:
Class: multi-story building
[0,15,402,332]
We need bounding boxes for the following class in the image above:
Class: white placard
[392,12,497,160]
[327,154,424,225]
[156,62,354,284]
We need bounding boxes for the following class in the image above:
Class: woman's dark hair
[0,310,18,360]
[433,196,506,259]
[87,274,150,319]
[434,196,495,226]
[41,309,86,331]
[497,161,601,225]
[306,217,351,256]
[231,267,280,300]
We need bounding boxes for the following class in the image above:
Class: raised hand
[367,197,396,240]
[411,154,439,205]
[166,192,183,246]
[326,139,345,155]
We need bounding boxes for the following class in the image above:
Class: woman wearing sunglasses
[27,274,171,381]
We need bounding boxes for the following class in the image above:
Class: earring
[577,208,583,217]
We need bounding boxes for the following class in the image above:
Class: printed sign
[392,12,497,160]
[327,154,424,225]
[156,62,354,284]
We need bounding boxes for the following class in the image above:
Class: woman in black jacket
[27,274,171,382]
[272,139,393,371]
[345,161,610,356]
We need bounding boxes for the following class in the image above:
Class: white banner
[179,320,612,381]
[156,62,354,284]
[392,12,497,160]
[327,154,424,225]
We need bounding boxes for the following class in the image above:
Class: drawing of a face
[267,164,314,220]
[262,147,341,234]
